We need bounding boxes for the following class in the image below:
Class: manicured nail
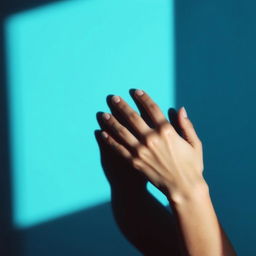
[112,96,120,103]
[135,89,144,96]
[101,131,108,139]
[102,113,110,120]
[182,106,188,118]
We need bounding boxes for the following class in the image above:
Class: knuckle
[131,157,141,170]
[135,144,147,159]
[117,125,126,135]
[110,123,118,133]
[129,111,139,120]
[158,121,172,135]
[144,132,158,147]
[111,122,125,135]
[148,102,157,111]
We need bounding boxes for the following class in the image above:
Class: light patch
[5,0,175,228]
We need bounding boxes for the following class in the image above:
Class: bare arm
[99,89,237,256]
[168,181,237,256]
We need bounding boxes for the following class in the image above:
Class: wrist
[167,178,210,206]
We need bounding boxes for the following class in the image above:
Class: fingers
[134,89,167,126]
[101,130,160,181]
[102,112,139,148]
[178,107,202,149]
[111,95,152,135]
[101,131,132,159]
[167,108,183,136]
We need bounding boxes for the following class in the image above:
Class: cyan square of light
[5,0,175,228]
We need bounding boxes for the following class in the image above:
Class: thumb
[178,107,202,149]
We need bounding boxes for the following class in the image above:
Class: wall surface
[175,1,256,255]
[1,0,255,255]
[1,0,174,255]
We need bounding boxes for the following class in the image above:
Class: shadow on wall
[175,0,256,255]
[0,2,141,255]
[0,0,178,256]
[15,202,141,256]
[0,13,141,256]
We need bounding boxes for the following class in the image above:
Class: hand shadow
[94,91,186,256]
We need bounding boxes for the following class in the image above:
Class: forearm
[168,181,237,256]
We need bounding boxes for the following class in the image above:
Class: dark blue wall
[176,1,256,255]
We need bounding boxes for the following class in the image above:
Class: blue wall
[5,0,174,229]
[2,0,255,255]
[3,0,174,255]
[175,1,256,255]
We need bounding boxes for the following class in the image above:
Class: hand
[95,92,148,191]
[95,99,183,255]
[100,89,207,203]
[94,125,147,191]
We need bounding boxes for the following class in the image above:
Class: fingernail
[101,131,108,139]
[102,113,110,120]
[112,96,120,103]
[135,89,144,96]
[182,106,188,118]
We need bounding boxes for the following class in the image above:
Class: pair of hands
[97,89,207,204]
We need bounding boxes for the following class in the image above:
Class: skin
[96,89,237,256]
[95,102,183,255]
